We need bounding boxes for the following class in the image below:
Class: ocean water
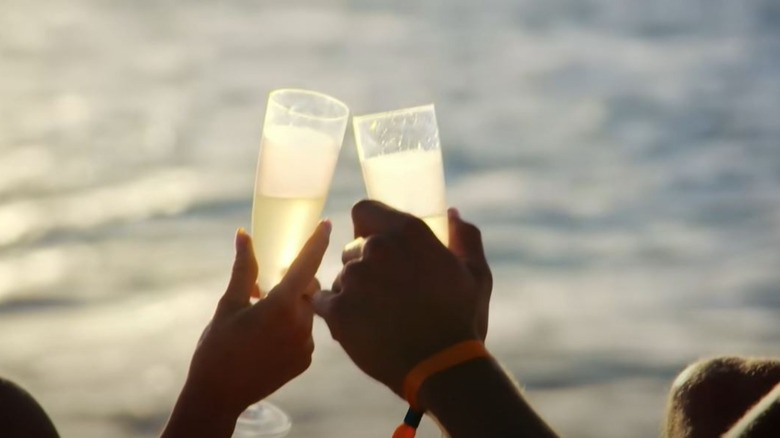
[1,0,779,436]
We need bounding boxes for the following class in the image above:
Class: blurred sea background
[1,0,779,436]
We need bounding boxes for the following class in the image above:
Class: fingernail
[235,227,248,253]
[320,219,332,236]
[448,207,461,220]
[342,237,365,263]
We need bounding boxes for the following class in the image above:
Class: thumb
[448,208,490,281]
[311,288,338,319]
[216,228,257,317]
[311,288,342,341]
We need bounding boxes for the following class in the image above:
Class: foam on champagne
[256,126,340,198]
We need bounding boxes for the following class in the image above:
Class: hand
[313,201,492,398]
[164,221,330,437]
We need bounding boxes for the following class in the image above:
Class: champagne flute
[352,104,448,245]
[239,89,349,437]
[252,89,349,292]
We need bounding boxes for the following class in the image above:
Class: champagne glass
[239,89,349,437]
[352,104,448,245]
[252,89,349,292]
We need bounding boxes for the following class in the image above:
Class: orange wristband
[402,340,490,411]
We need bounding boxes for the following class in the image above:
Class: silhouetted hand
[162,221,330,437]
[313,201,491,397]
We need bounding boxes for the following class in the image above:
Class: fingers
[341,234,395,265]
[250,284,264,300]
[311,288,337,319]
[217,228,258,317]
[448,208,491,281]
[352,200,430,241]
[311,287,348,342]
[447,208,485,262]
[304,277,321,300]
[331,238,397,332]
[342,237,365,264]
[271,220,332,301]
[313,258,374,329]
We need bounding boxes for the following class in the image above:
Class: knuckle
[341,260,366,282]
[296,352,313,373]
[351,199,372,219]
[469,223,482,240]
[456,221,482,245]
[217,295,232,308]
[269,298,297,323]
[231,261,245,277]
[303,337,315,355]
[302,353,313,368]
[233,256,255,274]
[352,199,373,211]
[303,279,320,299]
[329,324,344,343]
[276,298,296,321]
[484,267,494,290]
[669,357,750,414]
[362,235,387,259]
[342,237,366,264]
[400,216,426,238]
[216,295,239,313]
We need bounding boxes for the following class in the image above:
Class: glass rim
[352,103,435,124]
[268,88,350,122]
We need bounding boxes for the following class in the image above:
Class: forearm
[161,384,239,438]
[418,357,557,438]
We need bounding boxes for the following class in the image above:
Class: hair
[663,357,780,438]
[0,378,59,438]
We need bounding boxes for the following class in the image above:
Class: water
[1,0,779,437]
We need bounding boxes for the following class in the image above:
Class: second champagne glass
[352,104,448,245]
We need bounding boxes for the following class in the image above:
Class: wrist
[398,339,488,411]
[416,355,494,411]
[415,358,558,437]
[163,382,242,438]
[388,333,481,397]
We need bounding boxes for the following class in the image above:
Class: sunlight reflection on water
[1,0,779,437]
